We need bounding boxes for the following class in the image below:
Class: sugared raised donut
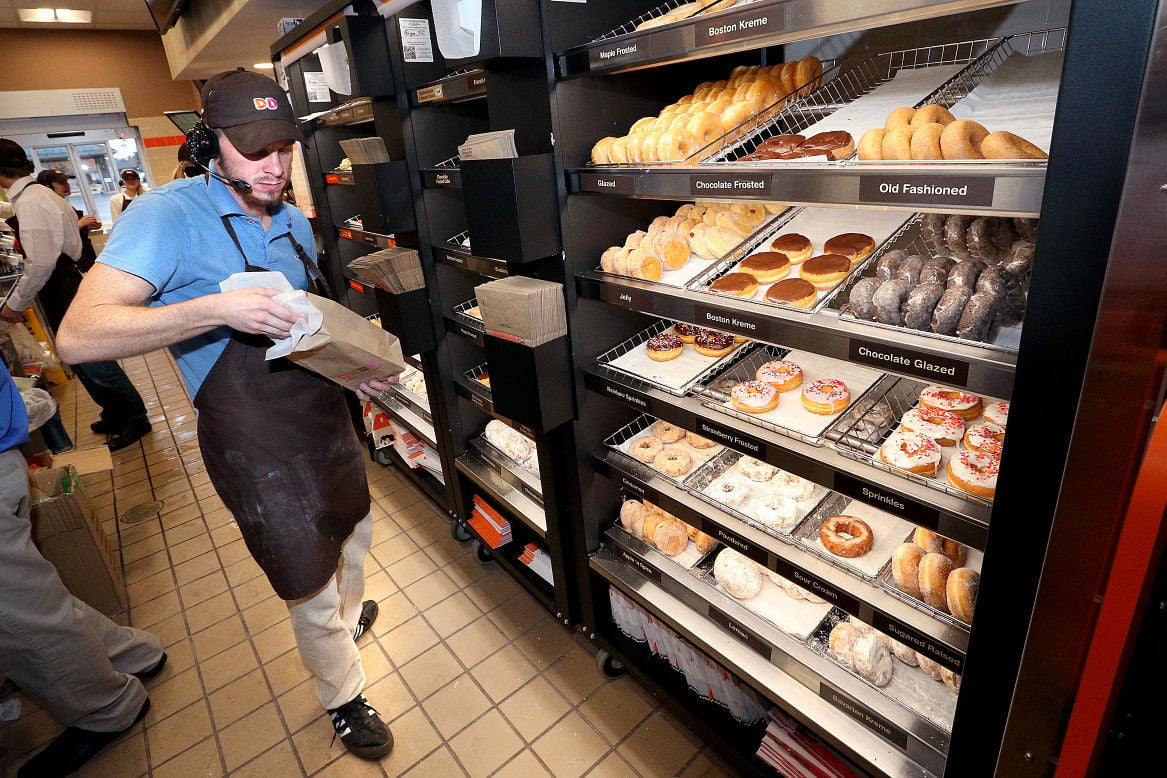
[731,380,780,413]
[892,542,926,598]
[829,622,860,669]
[940,119,990,160]
[910,122,946,160]
[918,385,984,420]
[901,406,966,446]
[819,515,874,558]
[878,430,942,476]
[913,527,966,566]
[801,378,850,415]
[946,567,980,624]
[853,633,893,686]
[881,124,915,160]
[980,131,1048,160]
[911,104,955,127]
[885,107,916,129]
[858,128,886,160]
[947,450,1000,499]
[918,552,955,610]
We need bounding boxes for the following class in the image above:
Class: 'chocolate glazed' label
[849,338,970,385]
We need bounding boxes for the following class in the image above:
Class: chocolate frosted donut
[932,286,973,336]
[904,282,946,331]
[801,253,851,276]
[872,279,911,326]
[966,217,1016,265]
[756,134,805,154]
[957,291,1003,341]
[799,131,854,160]
[947,259,987,290]
[894,255,927,286]
[1013,217,1039,242]
[999,282,1027,327]
[920,213,947,254]
[874,249,908,281]
[919,256,955,285]
[975,266,1007,297]
[741,148,783,161]
[848,277,882,321]
[944,215,975,259]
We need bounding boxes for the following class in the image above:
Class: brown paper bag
[286,293,406,391]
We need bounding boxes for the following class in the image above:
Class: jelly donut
[980,130,1048,160]
[878,430,942,476]
[800,254,852,289]
[630,435,664,463]
[706,224,750,257]
[894,254,927,287]
[965,423,1005,455]
[737,251,791,283]
[801,378,850,415]
[848,277,882,321]
[705,472,751,507]
[931,286,973,336]
[819,515,875,558]
[650,229,692,271]
[645,332,684,361]
[709,271,759,298]
[651,420,686,443]
[904,282,946,331]
[984,401,1009,427]
[653,448,692,477]
[874,249,908,281]
[901,406,966,446]
[940,119,990,159]
[753,495,800,530]
[731,380,780,413]
[872,278,911,326]
[673,322,703,343]
[626,247,663,281]
[694,330,736,357]
[824,233,876,265]
[755,360,803,391]
[919,385,983,420]
[956,290,1002,342]
[765,278,817,308]
[947,450,1000,499]
[910,122,946,159]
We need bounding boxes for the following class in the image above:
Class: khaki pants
[286,513,373,710]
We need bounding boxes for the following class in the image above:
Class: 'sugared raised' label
[695,5,785,47]
[579,173,635,195]
[871,611,964,673]
[693,305,770,340]
[859,175,995,208]
[820,683,910,749]
[833,472,941,527]
[598,284,652,312]
[709,609,772,659]
[689,173,772,197]
[695,417,766,459]
[589,39,649,68]
[849,338,970,385]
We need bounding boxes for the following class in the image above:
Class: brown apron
[193,217,369,600]
[4,206,83,331]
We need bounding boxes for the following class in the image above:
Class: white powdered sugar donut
[713,548,763,600]
[852,633,894,686]
[829,622,860,670]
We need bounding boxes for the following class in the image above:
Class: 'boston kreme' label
[693,305,770,340]
[695,5,785,47]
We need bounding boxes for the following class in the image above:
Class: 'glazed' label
[579,173,635,195]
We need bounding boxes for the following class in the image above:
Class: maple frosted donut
[753,495,801,530]
[947,450,1000,499]
[964,423,1005,455]
[672,322,703,343]
[736,455,778,482]
[645,332,684,361]
[819,515,875,558]
[694,330,736,357]
[755,360,803,391]
[731,380,780,413]
[651,420,685,444]
[801,378,850,415]
[629,435,663,463]
[980,130,1048,160]
[771,471,816,501]
[878,430,942,476]
[983,401,1009,427]
[705,472,751,507]
[901,407,966,447]
[653,447,692,477]
[919,384,984,421]
[769,233,813,263]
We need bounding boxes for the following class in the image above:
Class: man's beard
[217,160,287,210]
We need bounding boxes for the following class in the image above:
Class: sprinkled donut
[983,401,1009,427]
[731,380,780,413]
[653,448,692,477]
[753,495,801,530]
[964,423,1005,455]
[878,430,942,476]
[629,435,663,463]
[672,322,703,343]
[947,450,1000,499]
[645,332,684,361]
[819,515,875,558]
[694,330,736,357]
[755,360,803,392]
[705,472,751,508]
[918,385,984,420]
[901,407,966,447]
[801,378,850,415]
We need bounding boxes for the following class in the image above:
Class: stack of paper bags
[475,276,567,346]
[518,542,554,584]
[348,247,425,293]
[338,137,390,164]
[469,496,511,548]
[458,130,517,160]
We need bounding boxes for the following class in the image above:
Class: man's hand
[215,288,302,338]
[1,305,26,324]
[356,375,399,403]
[78,215,101,230]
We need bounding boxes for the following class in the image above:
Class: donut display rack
[596,319,754,396]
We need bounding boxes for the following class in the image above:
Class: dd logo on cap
[252,97,280,111]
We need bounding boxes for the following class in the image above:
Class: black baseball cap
[36,169,70,188]
[0,139,31,169]
[200,69,304,155]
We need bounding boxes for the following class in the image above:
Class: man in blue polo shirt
[57,69,395,760]
[0,368,165,776]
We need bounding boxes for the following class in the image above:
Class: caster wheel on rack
[374,448,393,467]
[596,649,626,680]
[451,521,472,542]
[473,541,495,565]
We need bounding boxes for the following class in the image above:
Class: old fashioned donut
[911,104,956,127]
[940,119,990,160]
[980,131,1048,160]
[874,249,908,281]
[878,430,942,476]
[686,432,716,449]
[909,122,946,160]
[919,385,983,420]
[848,277,882,321]
[591,136,617,164]
[824,233,876,265]
[892,542,926,598]
[651,420,686,443]
[857,128,886,160]
[829,622,860,669]
[984,401,1009,427]
[912,527,966,566]
[765,278,817,308]
[946,567,980,624]
[800,254,851,289]
[705,472,751,508]
[903,282,946,331]
[894,255,927,287]
[947,450,1000,499]
[872,278,911,326]
[769,233,813,263]
[881,124,915,160]
[731,380,780,413]
[885,107,916,129]
[918,552,955,611]
[801,378,850,415]
[755,360,803,391]
[714,548,763,600]
[629,435,663,463]
[753,495,801,531]
[710,271,759,298]
[653,448,692,477]
[651,519,689,556]
[694,330,736,357]
[964,423,1005,455]
[956,290,1003,342]
[738,252,791,283]
[819,515,874,558]
[901,406,966,446]
[853,633,894,687]
[645,332,683,361]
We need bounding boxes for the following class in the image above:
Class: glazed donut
[718,99,762,135]
[919,256,955,286]
[800,254,852,289]
[857,128,886,161]
[651,519,689,556]
[651,420,686,443]
[909,122,946,160]
[931,287,973,336]
[894,255,927,287]
[901,406,966,446]
[738,252,791,283]
[629,435,663,463]
[619,499,648,534]
[608,135,631,164]
[795,56,823,97]
[769,233,813,264]
[956,290,1003,342]
[947,259,985,290]
[947,450,1000,499]
[980,131,1048,160]
[874,249,908,281]
[881,124,915,160]
[626,247,663,281]
[918,552,955,611]
[903,282,946,331]
[885,107,916,129]
[913,527,967,566]
[705,473,751,508]
[731,380,780,413]
[911,104,956,127]
[710,271,759,298]
[824,233,876,265]
[694,330,736,357]
[591,137,617,164]
[771,471,816,501]
[919,385,984,420]
[755,360,803,391]
[878,430,942,476]
[872,278,911,326]
[736,455,778,482]
[653,448,692,477]
[848,277,882,321]
[964,423,1005,455]
[764,278,818,308]
[939,119,990,160]
[946,567,980,624]
[645,332,684,361]
[819,515,875,558]
[853,633,894,686]
[984,401,1009,427]
[778,62,800,96]
[655,127,691,162]
[753,495,801,531]
[891,542,926,598]
[743,78,781,107]
[629,116,657,134]
[714,548,763,600]
[829,622,860,669]
[686,432,716,449]
[801,378,850,415]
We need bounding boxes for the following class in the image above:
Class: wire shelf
[432,153,461,170]
[594,319,753,397]
[590,0,708,42]
[450,298,483,330]
[444,230,472,251]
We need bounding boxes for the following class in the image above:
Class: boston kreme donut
[947,450,1000,499]
[755,360,803,391]
[964,423,1005,455]
[918,384,984,421]
[878,430,942,476]
[801,378,850,415]
[645,332,684,361]
[731,380,780,413]
[819,515,874,558]
[901,407,966,447]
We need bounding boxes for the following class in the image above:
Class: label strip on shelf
[849,337,970,386]
[694,4,786,47]
[819,682,911,750]
[857,174,995,209]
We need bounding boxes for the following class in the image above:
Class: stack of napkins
[458,130,517,160]
[338,137,390,164]
[347,247,425,293]
[469,496,511,548]
[518,542,554,584]
[475,277,567,346]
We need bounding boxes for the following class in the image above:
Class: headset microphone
[206,171,252,191]
[186,120,252,190]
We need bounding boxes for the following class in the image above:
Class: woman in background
[109,169,147,220]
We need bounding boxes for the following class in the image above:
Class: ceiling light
[254,63,275,70]
[18,8,92,23]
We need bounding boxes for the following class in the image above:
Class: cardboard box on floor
[28,463,125,618]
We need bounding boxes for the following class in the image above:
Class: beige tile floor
[1,351,735,777]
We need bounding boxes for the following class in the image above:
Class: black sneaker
[90,419,118,435]
[18,697,150,777]
[327,694,393,759]
[107,420,152,452]
[133,652,168,681]
[353,600,378,641]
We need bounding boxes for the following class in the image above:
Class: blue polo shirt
[98,175,312,398]
[0,369,30,452]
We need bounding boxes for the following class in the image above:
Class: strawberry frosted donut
[878,430,942,476]
[983,401,1009,427]
[901,407,966,447]
[801,378,850,415]
[964,423,1005,455]
[731,380,779,413]
[947,450,1000,499]
[918,384,984,421]
[755,360,803,392]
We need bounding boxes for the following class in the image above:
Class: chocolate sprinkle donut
[947,259,987,290]
[874,249,908,281]
[904,282,946,331]
[894,255,927,287]
[957,291,1003,341]
[848,277,882,321]
[872,279,911,326]
[932,286,973,336]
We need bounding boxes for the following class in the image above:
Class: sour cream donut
[918,385,984,421]
[819,515,875,558]
[801,378,850,415]
[755,360,803,392]
[964,423,1005,455]
[947,450,1000,499]
[901,407,966,447]
[630,435,664,463]
[878,430,942,476]
[731,380,780,413]
[983,401,1009,427]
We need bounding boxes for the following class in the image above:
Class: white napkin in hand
[218,272,324,360]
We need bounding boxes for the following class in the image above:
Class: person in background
[36,170,98,271]
[57,69,397,760]
[0,140,152,451]
[0,365,167,777]
[108,169,146,221]
[170,141,206,181]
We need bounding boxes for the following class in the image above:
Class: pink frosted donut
[947,450,1000,499]
[964,423,1005,455]
[918,384,984,420]
[801,378,850,415]
[731,380,779,413]
[878,430,942,476]
[755,360,803,392]
[901,407,966,447]
[983,401,1009,427]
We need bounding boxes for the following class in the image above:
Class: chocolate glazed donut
[932,286,973,336]
[975,266,1007,298]
[957,290,1003,341]
[999,281,1028,327]
[919,256,954,285]
[904,282,946,331]
[947,259,987,290]
[1013,217,1039,242]
[966,217,1017,265]
[872,278,911,326]
[920,213,947,254]
[894,255,927,287]
[874,249,908,281]
[944,215,975,259]
[1002,244,1035,289]
[848,277,882,321]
